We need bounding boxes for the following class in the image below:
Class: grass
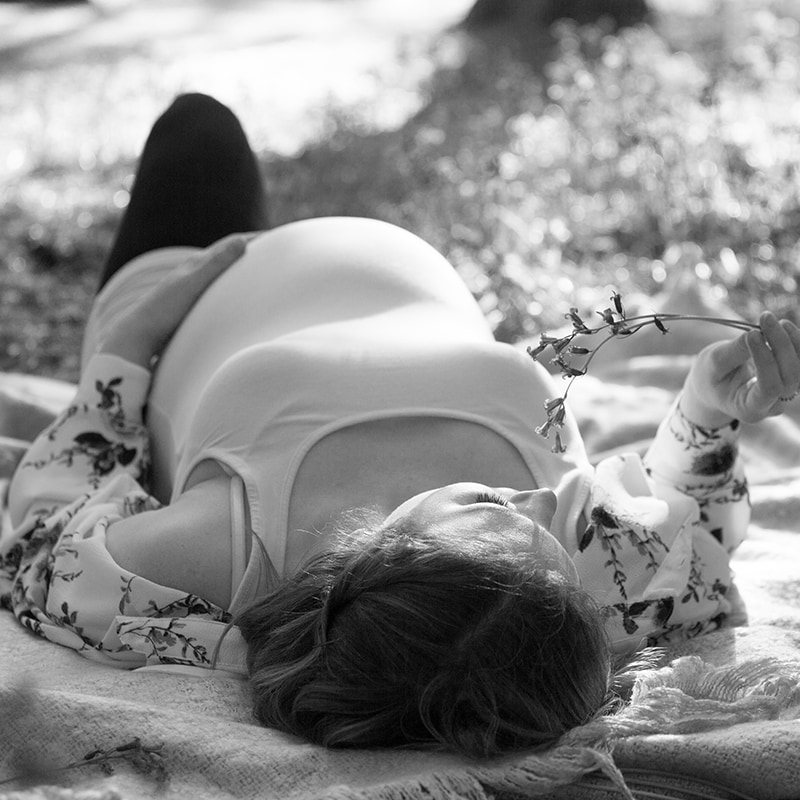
[3,1,800,383]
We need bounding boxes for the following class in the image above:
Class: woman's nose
[507,488,558,528]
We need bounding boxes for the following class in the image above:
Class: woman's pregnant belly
[146,217,491,501]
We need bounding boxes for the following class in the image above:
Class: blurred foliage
[0,168,121,379]
[2,2,800,380]
[487,10,800,340]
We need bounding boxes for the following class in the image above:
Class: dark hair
[235,519,612,759]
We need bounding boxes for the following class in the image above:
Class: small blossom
[597,307,617,325]
[611,322,633,336]
[611,291,625,317]
[552,432,566,454]
[526,342,549,360]
[552,336,574,354]
[568,345,590,355]
[565,307,591,333]
[543,397,567,427]
[535,419,553,437]
[544,397,565,413]
[528,334,567,361]
[536,397,567,443]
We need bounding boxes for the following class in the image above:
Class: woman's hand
[98,234,252,368]
[680,311,800,428]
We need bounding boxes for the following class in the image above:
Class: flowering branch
[0,737,167,788]
[527,291,760,453]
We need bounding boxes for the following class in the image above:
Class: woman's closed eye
[473,491,512,507]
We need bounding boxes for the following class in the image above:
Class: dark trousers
[99,93,268,290]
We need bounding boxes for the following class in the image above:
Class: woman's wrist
[678,384,735,430]
[97,325,158,369]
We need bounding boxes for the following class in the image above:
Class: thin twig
[0,738,166,788]
[527,291,759,452]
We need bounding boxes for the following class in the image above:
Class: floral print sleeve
[7,354,151,530]
[0,354,234,672]
[568,394,744,655]
[643,395,748,553]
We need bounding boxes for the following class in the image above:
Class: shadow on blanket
[1,353,799,800]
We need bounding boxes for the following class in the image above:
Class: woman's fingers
[156,235,250,319]
[746,328,783,405]
[178,234,249,285]
[741,313,800,413]
[99,233,254,367]
[706,331,752,377]
[195,235,247,284]
[759,312,799,388]
[690,313,800,423]
[780,320,800,390]
[140,235,251,346]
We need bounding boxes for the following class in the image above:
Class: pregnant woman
[3,94,799,759]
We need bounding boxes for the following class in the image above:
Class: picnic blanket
[1,353,800,800]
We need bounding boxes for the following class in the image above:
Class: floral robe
[0,355,237,670]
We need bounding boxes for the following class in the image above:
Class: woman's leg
[98,93,268,289]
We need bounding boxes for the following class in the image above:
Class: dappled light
[456,15,800,340]
[0,0,470,170]
[2,0,800,377]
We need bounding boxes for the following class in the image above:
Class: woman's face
[382,482,579,583]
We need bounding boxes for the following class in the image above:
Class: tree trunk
[463,0,650,31]
[463,0,539,28]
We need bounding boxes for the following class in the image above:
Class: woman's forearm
[676,379,736,430]
[643,394,748,552]
[97,324,159,369]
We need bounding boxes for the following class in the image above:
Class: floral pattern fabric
[0,355,231,670]
[571,399,745,652]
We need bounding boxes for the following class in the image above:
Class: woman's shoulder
[105,469,235,608]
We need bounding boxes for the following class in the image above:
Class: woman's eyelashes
[473,491,512,507]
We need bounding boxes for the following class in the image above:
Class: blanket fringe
[632,655,800,702]
[608,655,800,736]
[473,745,635,800]
[320,745,634,800]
